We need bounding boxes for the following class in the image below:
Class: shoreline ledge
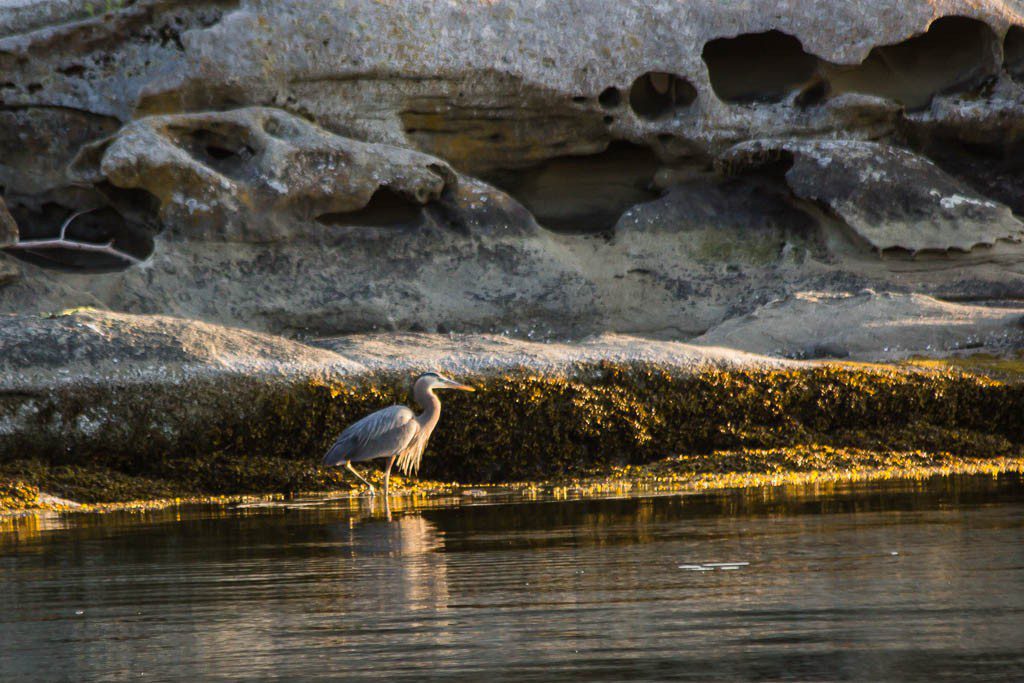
[1,309,1023,509]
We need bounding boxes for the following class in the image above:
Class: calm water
[2,475,1023,681]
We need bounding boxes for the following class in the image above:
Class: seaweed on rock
[2,361,1023,503]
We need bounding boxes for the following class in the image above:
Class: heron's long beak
[444,379,475,392]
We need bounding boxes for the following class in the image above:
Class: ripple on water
[0,473,1022,681]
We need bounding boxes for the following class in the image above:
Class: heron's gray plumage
[322,405,420,469]
[322,372,474,493]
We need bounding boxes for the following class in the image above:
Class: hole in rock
[483,142,660,234]
[704,18,997,109]
[628,72,697,119]
[725,156,796,186]
[170,125,257,179]
[262,115,304,141]
[315,187,425,229]
[1004,25,1024,80]
[702,30,818,104]
[599,87,622,108]
[822,16,997,109]
[5,201,154,271]
[95,182,162,229]
[794,77,829,108]
[205,145,237,160]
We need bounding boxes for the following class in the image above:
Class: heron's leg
[383,455,397,498]
[345,462,375,495]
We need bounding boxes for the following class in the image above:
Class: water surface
[2,475,1023,681]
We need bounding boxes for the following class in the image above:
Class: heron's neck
[414,383,442,431]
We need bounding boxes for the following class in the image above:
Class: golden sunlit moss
[2,359,1023,509]
[0,480,40,510]
[901,353,1024,381]
[3,450,1022,516]
[544,454,1024,498]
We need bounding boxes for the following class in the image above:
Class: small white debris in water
[75,610,84,615]
[679,561,749,571]
[890,551,899,556]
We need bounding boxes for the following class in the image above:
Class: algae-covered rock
[3,2,1024,504]
[0,309,1022,500]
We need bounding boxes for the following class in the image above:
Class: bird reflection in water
[326,510,451,616]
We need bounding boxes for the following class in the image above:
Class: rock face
[694,291,1024,360]
[1,0,1024,343]
[0,198,17,247]
[719,139,1024,252]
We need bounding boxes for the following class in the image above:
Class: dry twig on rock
[2,208,144,266]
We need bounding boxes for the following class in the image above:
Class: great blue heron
[322,372,475,496]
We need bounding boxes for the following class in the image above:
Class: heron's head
[416,371,475,392]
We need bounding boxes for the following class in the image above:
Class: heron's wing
[322,405,419,466]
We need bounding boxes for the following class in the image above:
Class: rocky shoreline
[4,450,1023,516]
[1,308,1022,510]
[4,0,1024,511]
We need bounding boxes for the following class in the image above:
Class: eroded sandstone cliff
[1,0,1023,345]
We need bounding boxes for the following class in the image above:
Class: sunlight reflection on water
[1,473,1023,681]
